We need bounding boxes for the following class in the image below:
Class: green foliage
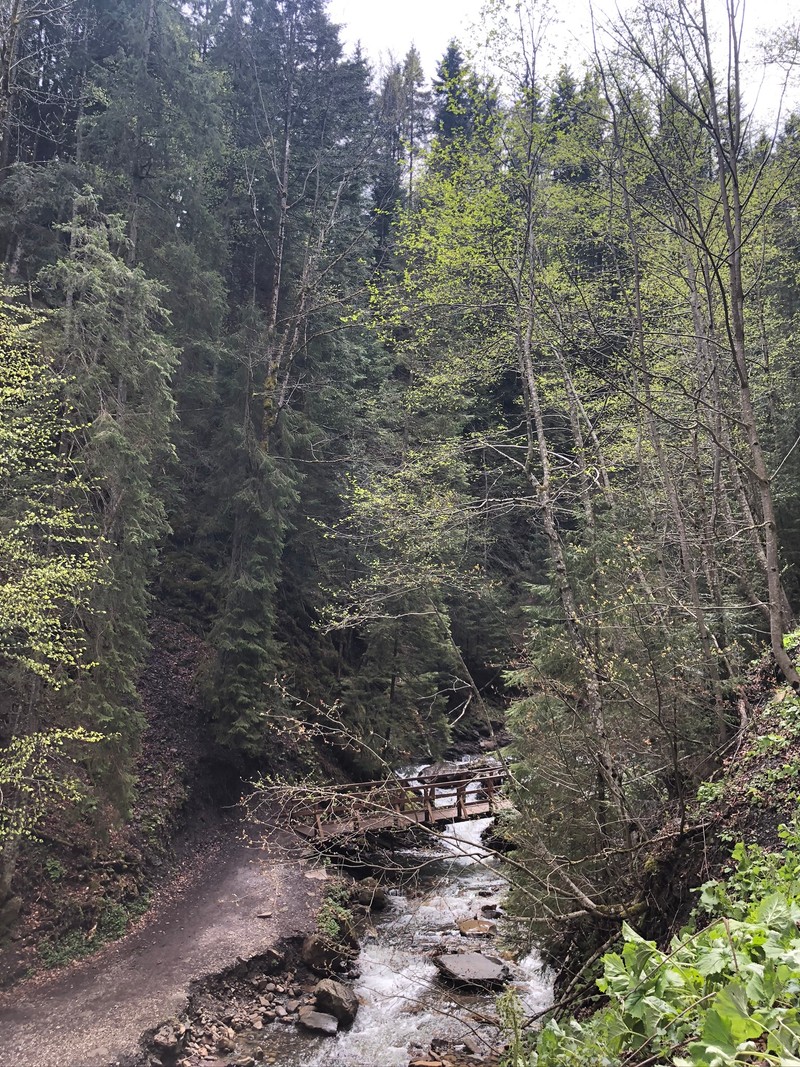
[38,892,150,968]
[498,987,529,1067]
[5,0,800,998]
[0,728,104,846]
[525,828,800,1065]
[0,293,109,872]
[43,858,65,882]
[0,295,98,682]
[40,200,178,788]
[697,780,726,811]
[37,929,95,969]
[316,882,352,942]
[706,689,800,811]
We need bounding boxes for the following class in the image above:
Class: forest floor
[0,614,327,1066]
[0,617,222,990]
[0,818,324,1067]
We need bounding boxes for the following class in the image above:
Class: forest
[3,0,800,1062]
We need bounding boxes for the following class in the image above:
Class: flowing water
[257,805,553,1067]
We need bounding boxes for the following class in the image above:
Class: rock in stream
[313,978,359,1028]
[433,951,511,990]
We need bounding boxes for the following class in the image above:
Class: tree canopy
[3,0,800,1011]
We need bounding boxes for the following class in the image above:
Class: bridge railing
[286,767,508,840]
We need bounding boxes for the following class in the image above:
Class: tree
[39,197,177,794]
[0,294,96,685]
[401,45,430,203]
[432,40,474,144]
[355,0,800,950]
[0,290,100,919]
[599,0,800,690]
[199,0,379,755]
[0,0,80,177]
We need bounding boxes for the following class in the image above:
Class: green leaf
[704,980,764,1051]
[695,944,736,978]
[756,892,793,932]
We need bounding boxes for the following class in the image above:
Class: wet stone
[297,1007,339,1035]
[433,952,511,990]
[313,978,359,1028]
[458,918,497,937]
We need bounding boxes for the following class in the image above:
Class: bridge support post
[424,786,435,825]
[456,784,467,820]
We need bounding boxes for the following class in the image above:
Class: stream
[253,801,553,1066]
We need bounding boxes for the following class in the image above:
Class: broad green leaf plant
[518,823,800,1066]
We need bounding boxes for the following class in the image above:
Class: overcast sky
[326,0,488,77]
[326,0,798,124]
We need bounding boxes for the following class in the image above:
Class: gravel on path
[0,827,322,1067]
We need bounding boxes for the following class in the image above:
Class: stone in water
[297,1008,339,1036]
[433,952,510,990]
[458,918,497,937]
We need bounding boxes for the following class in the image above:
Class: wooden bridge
[287,763,510,842]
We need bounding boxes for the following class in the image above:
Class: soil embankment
[0,827,323,1067]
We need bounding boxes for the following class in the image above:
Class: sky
[326,0,799,124]
[326,0,489,78]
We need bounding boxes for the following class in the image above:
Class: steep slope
[0,618,222,987]
[517,641,800,1065]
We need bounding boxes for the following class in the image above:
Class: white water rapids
[256,812,553,1066]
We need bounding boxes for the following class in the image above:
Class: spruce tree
[200,0,379,757]
[40,198,177,798]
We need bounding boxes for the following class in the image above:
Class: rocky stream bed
[139,817,552,1067]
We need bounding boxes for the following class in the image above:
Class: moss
[316,881,356,945]
[37,892,150,969]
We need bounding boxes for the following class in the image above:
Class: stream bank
[296,817,552,1067]
[0,825,323,1067]
[143,814,552,1067]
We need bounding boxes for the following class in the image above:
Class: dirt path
[0,824,322,1067]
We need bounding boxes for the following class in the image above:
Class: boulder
[433,952,510,990]
[297,1008,339,1036]
[151,1019,187,1065]
[314,978,359,1027]
[215,1032,235,1053]
[354,877,388,911]
[301,933,342,975]
[457,918,496,937]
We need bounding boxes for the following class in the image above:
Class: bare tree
[598,0,800,689]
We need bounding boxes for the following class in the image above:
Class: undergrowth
[316,881,352,943]
[38,893,150,968]
[502,819,800,1066]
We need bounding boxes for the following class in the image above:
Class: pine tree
[432,40,474,144]
[199,0,379,756]
[401,46,430,204]
[39,197,177,797]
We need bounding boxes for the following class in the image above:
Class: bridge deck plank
[294,797,511,841]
